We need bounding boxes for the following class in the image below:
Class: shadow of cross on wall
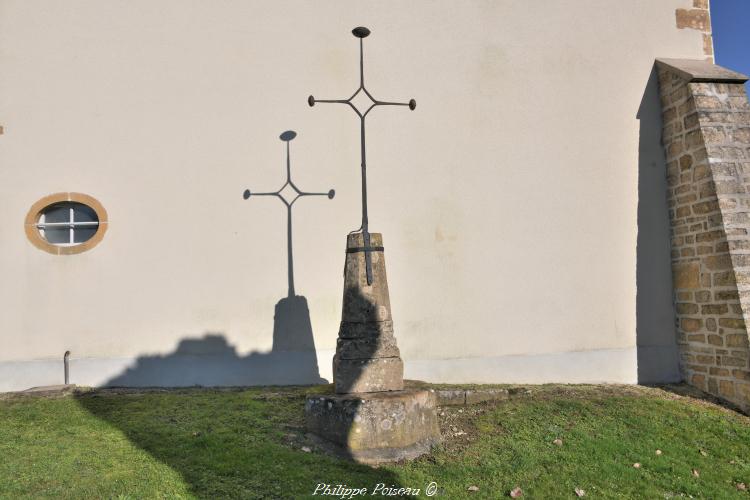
[101,132,334,388]
[242,130,335,372]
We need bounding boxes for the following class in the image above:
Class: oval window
[25,193,108,255]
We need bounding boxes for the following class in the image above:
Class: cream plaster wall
[0,0,705,390]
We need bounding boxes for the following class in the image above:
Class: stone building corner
[675,0,713,61]
[656,58,750,410]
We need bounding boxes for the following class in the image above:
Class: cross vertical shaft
[308,26,416,285]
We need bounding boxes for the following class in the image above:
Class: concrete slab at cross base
[304,388,441,464]
[333,356,404,393]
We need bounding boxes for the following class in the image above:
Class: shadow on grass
[74,387,404,498]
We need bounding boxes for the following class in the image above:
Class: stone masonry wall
[657,61,750,410]
[675,0,713,61]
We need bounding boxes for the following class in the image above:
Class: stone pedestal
[305,387,440,464]
[334,233,403,393]
[305,233,440,463]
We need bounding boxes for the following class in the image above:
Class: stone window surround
[24,192,108,255]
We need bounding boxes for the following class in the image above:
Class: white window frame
[36,204,100,247]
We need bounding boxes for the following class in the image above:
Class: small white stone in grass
[574,487,586,497]
[692,469,700,478]
[467,485,479,492]
[736,483,747,491]
[509,487,523,498]
[656,449,662,455]
[633,463,641,469]
[301,446,311,453]
[553,438,563,446]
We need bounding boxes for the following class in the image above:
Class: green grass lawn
[1,384,749,499]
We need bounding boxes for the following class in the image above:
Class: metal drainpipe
[64,351,70,385]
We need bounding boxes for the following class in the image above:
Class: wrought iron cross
[308,26,416,285]
[243,130,335,297]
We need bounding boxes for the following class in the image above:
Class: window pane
[73,226,98,243]
[42,227,70,244]
[73,204,98,223]
[43,205,70,224]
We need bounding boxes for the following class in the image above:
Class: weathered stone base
[304,388,440,464]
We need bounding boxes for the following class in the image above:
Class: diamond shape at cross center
[350,88,376,115]
[278,183,298,205]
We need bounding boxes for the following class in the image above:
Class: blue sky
[711,0,750,90]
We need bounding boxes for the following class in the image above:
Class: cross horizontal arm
[375,100,409,106]
[309,95,369,118]
[249,191,282,197]
[375,98,417,110]
[298,191,329,196]
[308,95,349,107]
[243,190,289,206]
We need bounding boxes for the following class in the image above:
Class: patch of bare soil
[436,404,488,455]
